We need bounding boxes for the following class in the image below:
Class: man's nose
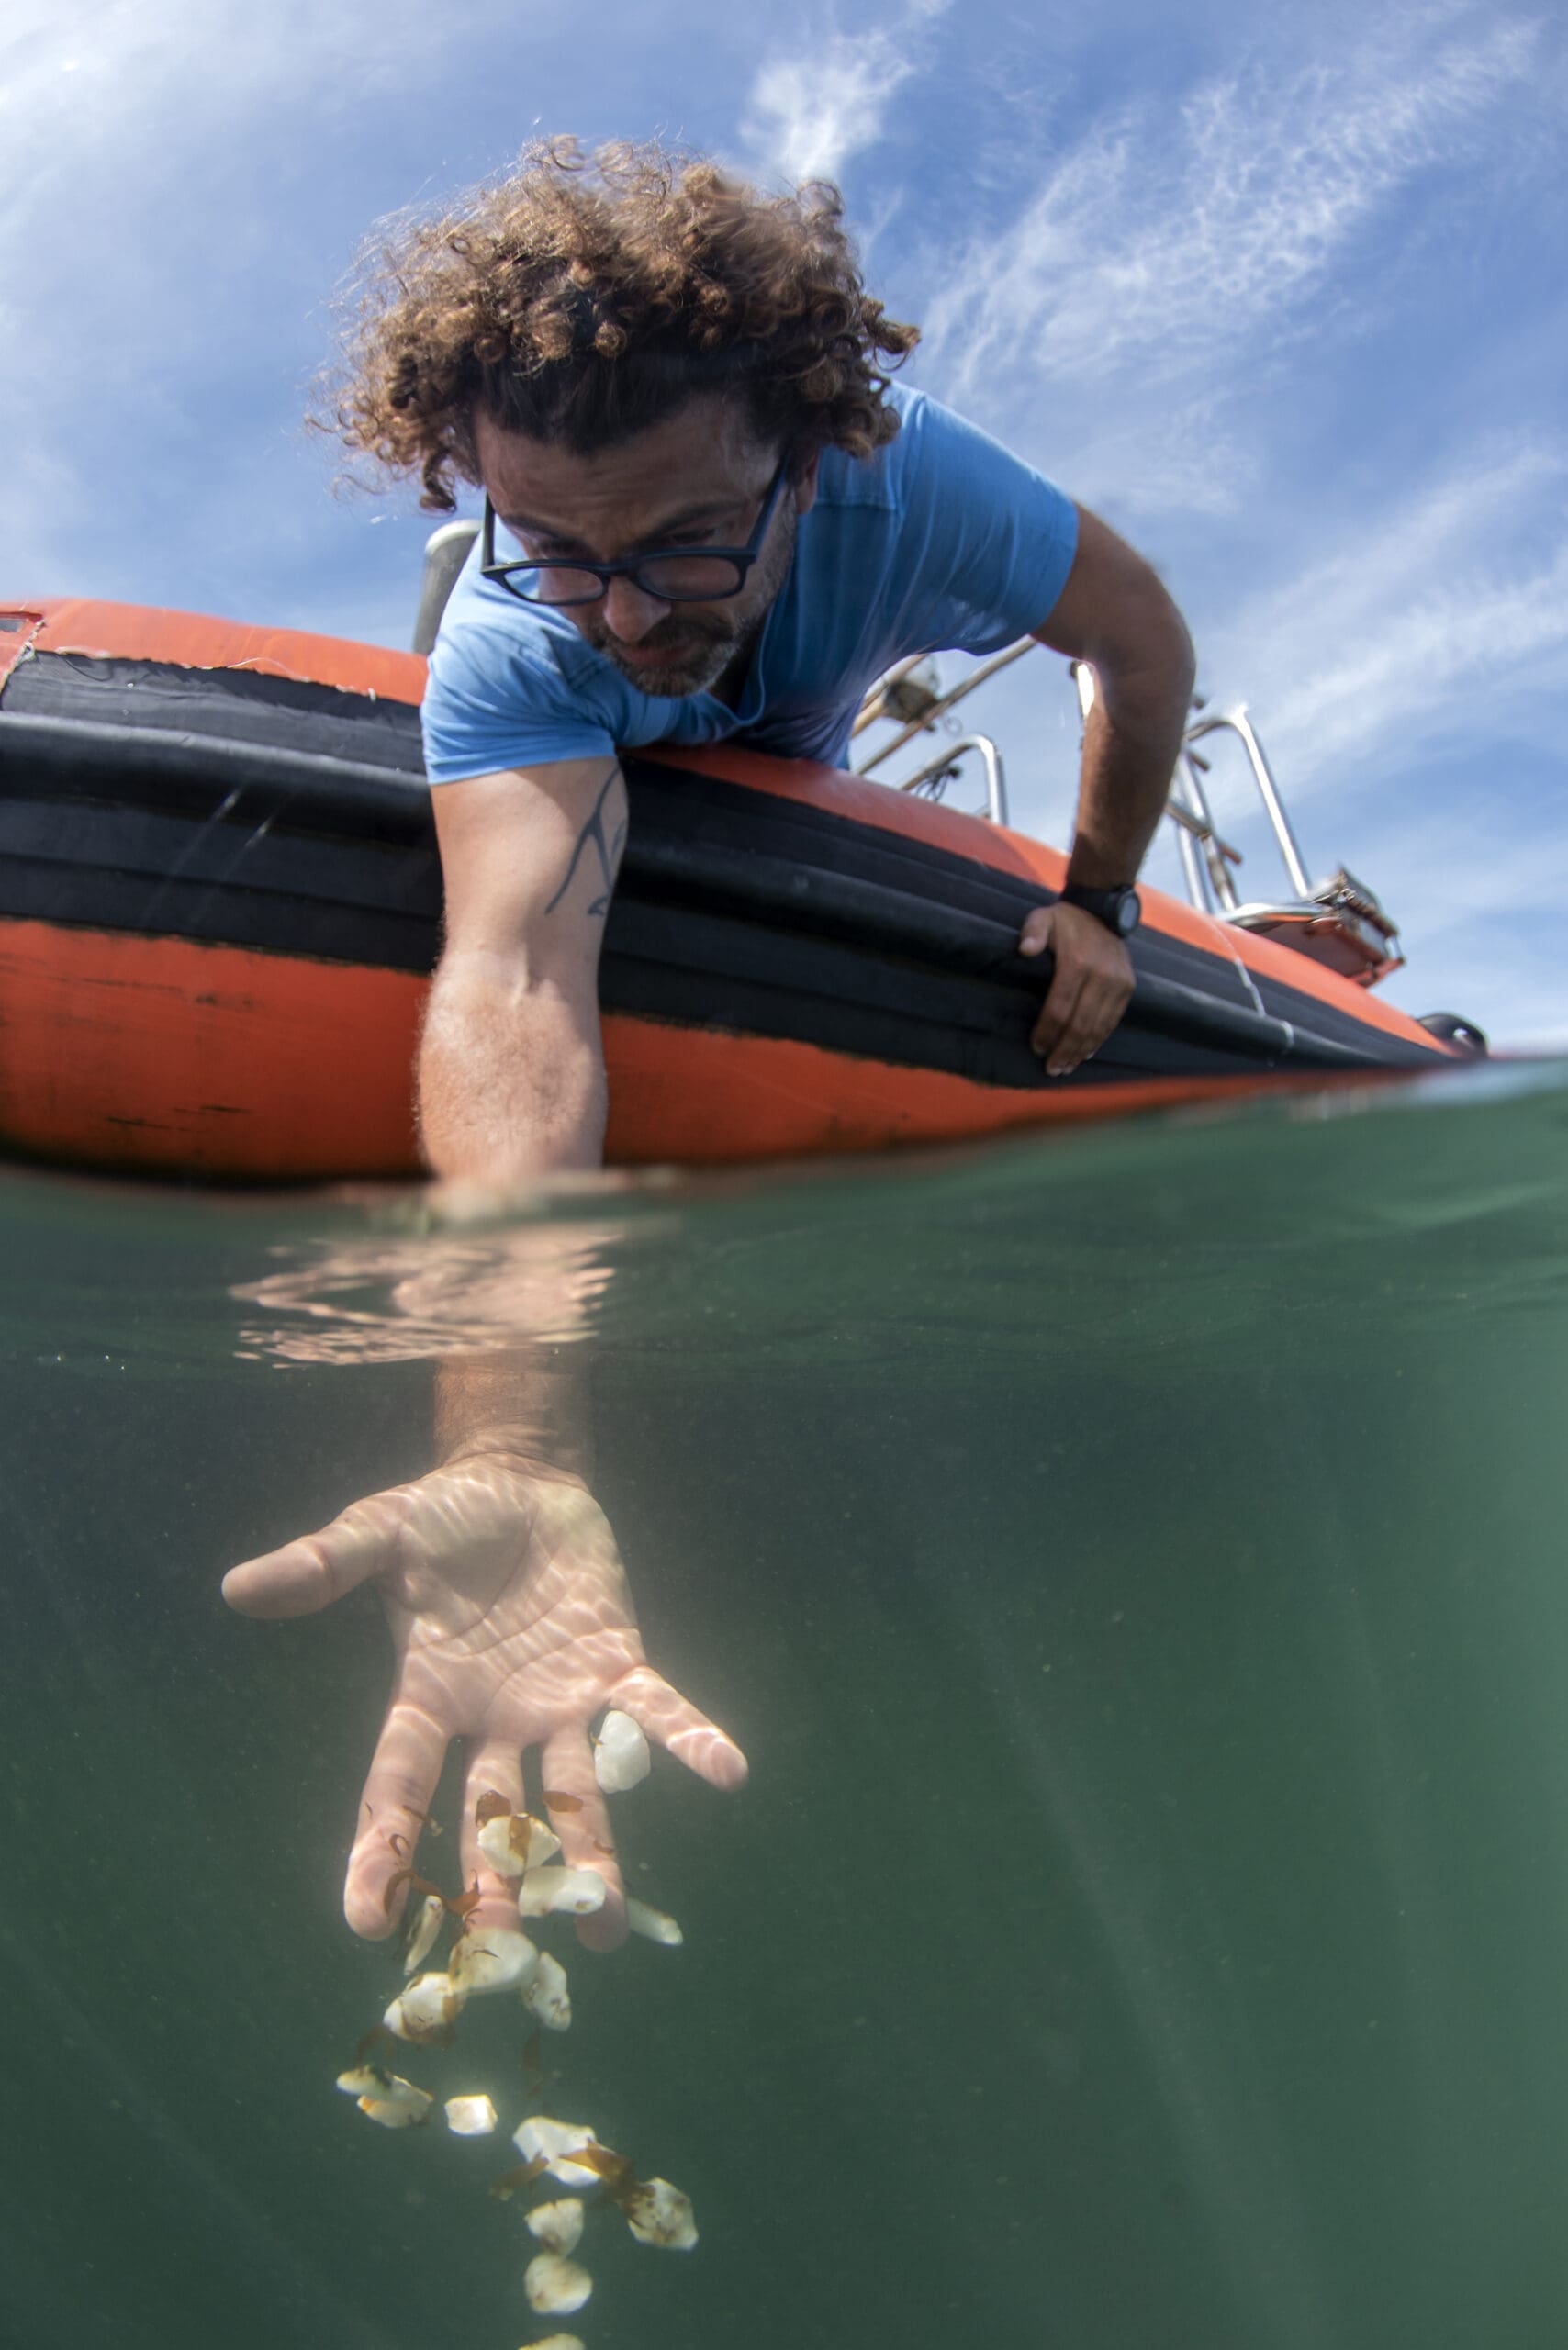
[600,576,672,643]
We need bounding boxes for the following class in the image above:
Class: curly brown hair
[320,139,920,512]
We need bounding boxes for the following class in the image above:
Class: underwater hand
[222,1454,747,1950]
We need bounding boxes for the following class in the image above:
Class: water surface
[5,1063,1568,2350]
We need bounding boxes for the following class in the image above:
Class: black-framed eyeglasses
[480,458,790,608]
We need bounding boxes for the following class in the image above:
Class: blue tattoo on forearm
[544,768,627,918]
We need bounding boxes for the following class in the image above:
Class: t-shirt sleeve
[420,572,618,784]
[890,393,1080,656]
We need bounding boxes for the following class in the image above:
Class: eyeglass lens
[502,553,749,606]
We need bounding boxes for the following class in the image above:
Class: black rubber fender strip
[0,707,1441,1073]
[616,832,1433,1072]
[0,710,431,839]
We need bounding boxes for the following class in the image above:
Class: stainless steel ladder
[855,643,1405,989]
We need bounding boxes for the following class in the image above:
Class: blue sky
[6,0,1565,1046]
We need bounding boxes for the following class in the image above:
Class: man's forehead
[477,397,773,537]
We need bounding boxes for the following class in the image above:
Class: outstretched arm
[418,753,625,1185]
[225,753,746,1949]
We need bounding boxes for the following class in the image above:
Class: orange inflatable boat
[0,597,1461,1181]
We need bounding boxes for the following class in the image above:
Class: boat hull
[0,598,1453,1181]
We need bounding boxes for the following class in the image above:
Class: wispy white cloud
[920,17,1540,413]
[741,2,949,184]
[1198,438,1568,798]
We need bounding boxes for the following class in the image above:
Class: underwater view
[5,1059,1568,2350]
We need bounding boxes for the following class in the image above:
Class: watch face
[1115,890,1142,935]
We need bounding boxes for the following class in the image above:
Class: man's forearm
[1033,503,1196,894]
[1065,640,1194,890]
[418,948,607,1184]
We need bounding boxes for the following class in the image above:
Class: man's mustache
[585,612,737,661]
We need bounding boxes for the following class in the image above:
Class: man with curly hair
[328,140,1196,1186]
[223,143,1197,1949]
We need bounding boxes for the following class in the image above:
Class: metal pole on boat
[413,520,481,656]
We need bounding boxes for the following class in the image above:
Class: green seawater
[5,1062,1568,2350]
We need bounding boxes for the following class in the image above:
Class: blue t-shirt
[420,383,1078,784]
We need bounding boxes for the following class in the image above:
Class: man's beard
[582,607,748,699]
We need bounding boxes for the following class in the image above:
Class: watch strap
[1059,882,1141,937]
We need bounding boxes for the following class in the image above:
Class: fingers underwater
[220,1540,337,1619]
[616,1667,749,1792]
[540,1724,625,1953]
[343,1700,451,1941]
[460,1740,531,1935]
[220,1494,397,1619]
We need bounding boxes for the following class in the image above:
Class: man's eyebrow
[498,493,748,548]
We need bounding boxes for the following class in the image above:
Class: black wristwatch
[1059,881,1142,938]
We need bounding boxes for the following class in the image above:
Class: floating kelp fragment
[525,2197,584,2256]
[516,1867,606,1919]
[478,1811,564,1878]
[444,2093,498,2136]
[475,1789,510,1828]
[593,1709,651,1793]
[519,2337,584,2350]
[522,1949,571,2033]
[622,2177,698,2251]
[542,1790,583,1815]
[490,2156,548,2201]
[524,2253,592,2315]
[554,2139,637,2196]
[384,1970,465,2045]
[383,1863,448,1920]
[624,1896,683,1947]
[453,1927,540,1998]
[354,2023,398,2066]
[402,1893,446,1975]
[512,2117,605,2188]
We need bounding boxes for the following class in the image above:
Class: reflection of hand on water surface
[223,1448,748,1949]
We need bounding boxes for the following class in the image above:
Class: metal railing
[895,733,1010,825]
[856,641,1404,984]
[854,639,1036,773]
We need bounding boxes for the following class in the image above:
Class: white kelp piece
[524,2252,593,2314]
[625,1896,683,1947]
[521,1948,572,2033]
[519,2338,585,2350]
[623,2176,698,2250]
[355,2093,431,2130]
[443,2094,498,2137]
[476,1810,563,1878]
[593,1708,651,1793]
[383,1970,465,2044]
[516,1866,606,1919]
[451,1926,540,1998]
[525,2197,585,2256]
[402,1892,446,1975]
[513,2116,605,2188]
[335,2067,432,2128]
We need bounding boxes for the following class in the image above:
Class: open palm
[223,1456,746,1948]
